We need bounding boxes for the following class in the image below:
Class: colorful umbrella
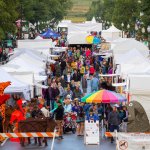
[81,90,126,103]
[86,35,94,44]
[93,37,101,44]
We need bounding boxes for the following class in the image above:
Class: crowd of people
[0,46,128,144]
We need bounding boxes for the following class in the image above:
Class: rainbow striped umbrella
[81,90,127,103]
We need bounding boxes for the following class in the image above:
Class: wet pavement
[1,133,116,150]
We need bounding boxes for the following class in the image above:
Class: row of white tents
[109,38,150,122]
[1,39,66,100]
[58,18,122,44]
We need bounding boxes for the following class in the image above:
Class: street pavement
[1,133,116,150]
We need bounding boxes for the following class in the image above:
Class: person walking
[82,74,87,96]
[54,100,64,140]
[108,105,120,143]
[91,74,99,92]
[76,106,85,136]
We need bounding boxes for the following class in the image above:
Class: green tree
[141,0,150,28]
[0,0,19,40]
[86,0,104,20]
[112,0,140,31]
[21,0,72,24]
[86,0,115,23]
[103,0,116,22]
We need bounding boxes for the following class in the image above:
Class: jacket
[108,111,120,126]
[91,77,99,90]
[82,78,87,89]
[54,105,64,120]
[72,73,80,82]
[51,88,60,100]
[73,89,82,99]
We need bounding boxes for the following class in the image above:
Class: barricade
[105,132,150,150]
[0,130,59,150]
[0,132,59,138]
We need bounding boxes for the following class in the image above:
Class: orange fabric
[105,132,113,137]
[0,81,11,95]
[10,110,25,125]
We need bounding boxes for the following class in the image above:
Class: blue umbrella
[41,28,60,38]
[93,37,101,44]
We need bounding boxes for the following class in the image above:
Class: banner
[84,120,99,145]
[101,42,111,51]
[117,133,150,150]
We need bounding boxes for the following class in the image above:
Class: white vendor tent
[9,72,34,98]
[7,56,44,74]
[127,75,150,123]
[91,17,97,24]
[68,23,102,34]
[16,53,45,69]
[110,38,128,50]
[14,48,48,61]
[102,25,122,41]
[115,49,150,64]
[112,39,149,58]
[115,51,150,77]
[119,62,150,78]
[35,36,43,40]
[17,39,53,49]
[57,20,72,28]
[0,69,30,100]
[67,33,90,45]
[9,72,47,98]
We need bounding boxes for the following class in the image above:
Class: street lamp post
[121,23,124,38]
[20,0,23,39]
[147,26,150,50]
[37,21,40,32]
[127,24,130,38]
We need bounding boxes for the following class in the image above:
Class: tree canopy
[21,0,72,24]
[0,0,19,40]
[0,0,72,40]
[87,0,150,32]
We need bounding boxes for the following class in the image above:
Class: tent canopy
[41,28,60,38]
[17,39,53,49]
[91,17,97,23]
[115,49,150,64]
[0,69,30,99]
[112,39,149,57]
[68,23,102,34]
[35,35,43,40]
[67,33,90,45]
[103,25,121,33]
[102,25,122,41]
[57,20,71,28]
[4,56,44,74]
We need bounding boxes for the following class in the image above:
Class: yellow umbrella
[86,35,94,44]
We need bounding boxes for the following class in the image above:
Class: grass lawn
[65,0,96,22]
